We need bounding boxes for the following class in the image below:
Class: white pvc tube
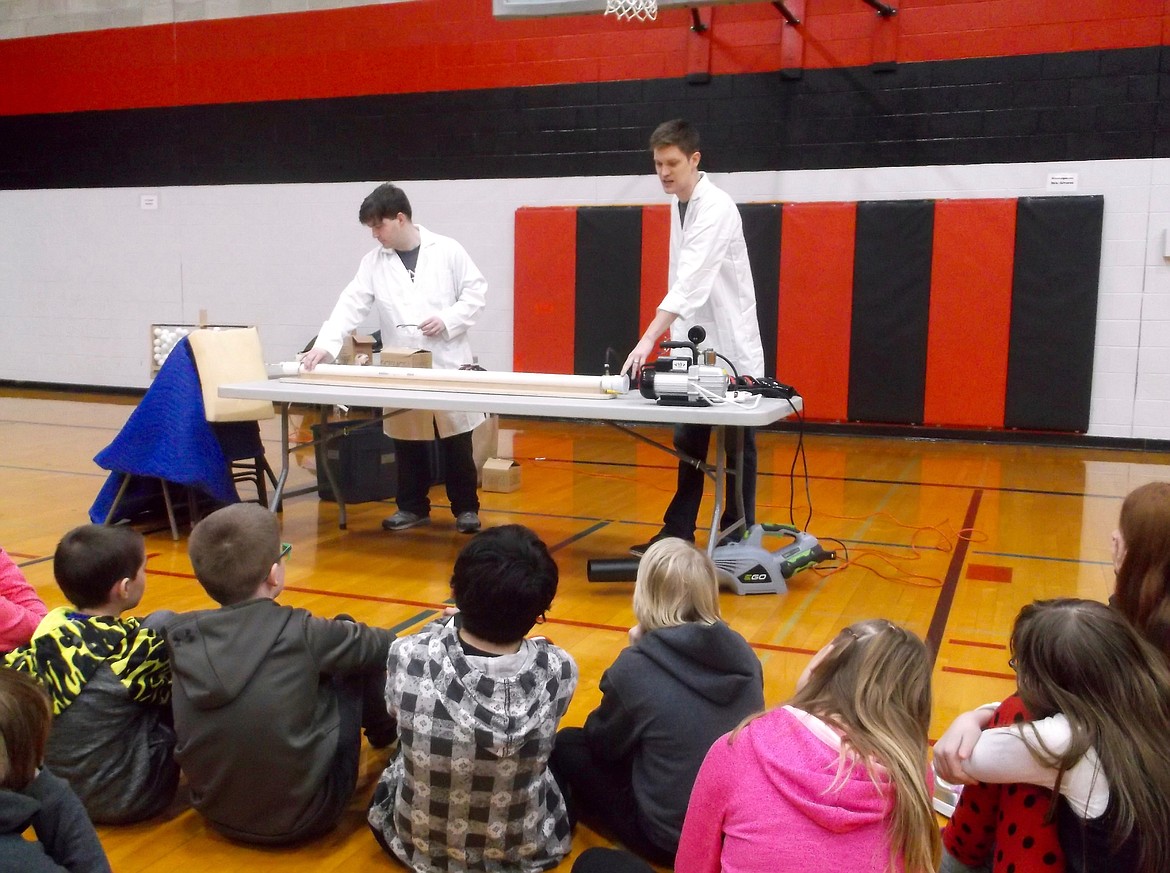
[279,362,629,396]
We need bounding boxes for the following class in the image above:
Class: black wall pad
[738,203,782,379]
[848,200,935,424]
[1004,195,1103,432]
[574,207,644,376]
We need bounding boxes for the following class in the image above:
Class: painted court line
[949,639,1007,650]
[925,488,983,662]
[145,567,814,657]
[943,666,1015,681]
[971,550,1111,566]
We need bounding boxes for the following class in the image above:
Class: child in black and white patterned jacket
[367,524,578,873]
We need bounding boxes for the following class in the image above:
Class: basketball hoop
[605,0,657,21]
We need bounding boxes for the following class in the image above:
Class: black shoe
[629,532,683,557]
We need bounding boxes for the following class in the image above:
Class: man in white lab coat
[302,183,486,534]
[622,120,766,556]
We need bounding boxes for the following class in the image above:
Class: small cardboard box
[352,333,377,365]
[379,347,432,369]
[338,332,378,365]
[481,457,521,493]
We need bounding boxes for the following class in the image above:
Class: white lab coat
[315,225,487,439]
[660,173,766,377]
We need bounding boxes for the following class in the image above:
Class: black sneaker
[629,532,681,557]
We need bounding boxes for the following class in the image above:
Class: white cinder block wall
[1,157,1167,439]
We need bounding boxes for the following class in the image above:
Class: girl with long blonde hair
[676,619,939,873]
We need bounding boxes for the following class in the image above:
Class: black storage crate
[312,420,396,503]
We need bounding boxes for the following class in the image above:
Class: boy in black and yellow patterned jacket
[3,524,178,824]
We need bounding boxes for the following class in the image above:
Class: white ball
[153,327,163,338]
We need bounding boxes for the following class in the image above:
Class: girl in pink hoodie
[676,619,939,873]
[0,548,46,653]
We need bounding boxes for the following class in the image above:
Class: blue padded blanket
[89,338,239,523]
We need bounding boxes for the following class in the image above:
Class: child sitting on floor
[3,524,178,824]
[367,524,578,872]
[676,619,939,873]
[0,547,47,653]
[168,503,396,845]
[937,481,1170,873]
[0,667,111,872]
[933,599,1170,873]
[550,537,763,866]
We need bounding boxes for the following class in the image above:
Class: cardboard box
[378,347,432,368]
[337,332,378,365]
[481,458,521,493]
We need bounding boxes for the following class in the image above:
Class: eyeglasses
[1008,657,1017,671]
[280,542,292,561]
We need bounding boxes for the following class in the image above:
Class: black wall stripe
[1004,195,1104,432]
[848,200,935,425]
[0,46,1164,189]
[738,203,781,379]
[574,207,643,376]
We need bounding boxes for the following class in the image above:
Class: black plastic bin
[312,421,397,503]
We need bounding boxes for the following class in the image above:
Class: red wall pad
[514,207,577,374]
[777,202,856,422]
[639,205,672,360]
[924,199,1016,428]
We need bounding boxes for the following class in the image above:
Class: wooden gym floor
[2,389,1167,871]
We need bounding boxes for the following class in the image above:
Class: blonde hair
[783,620,939,873]
[632,538,721,632]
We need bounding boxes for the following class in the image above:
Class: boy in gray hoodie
[167,503,395,845]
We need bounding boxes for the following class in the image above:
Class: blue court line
[970,550,1113,566]
[527,456,1134,501]
[14,555,52,569]
[388,609,439,635]
[550,521,612,553]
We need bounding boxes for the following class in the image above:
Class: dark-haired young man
[622,120,766,556]
[367,524,578,872]
[302,182,487,535]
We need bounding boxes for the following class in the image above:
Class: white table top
[219,377,801,427]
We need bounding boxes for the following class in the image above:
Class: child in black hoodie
[550,537,763,865]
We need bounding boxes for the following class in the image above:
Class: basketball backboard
[492,0,743,18]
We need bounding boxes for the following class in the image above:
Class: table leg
[269,402,293,513]
[315,407,348,529]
